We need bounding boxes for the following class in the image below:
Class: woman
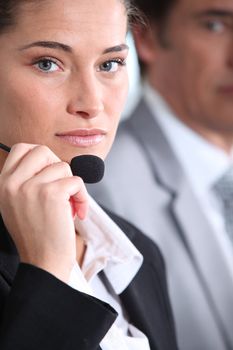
[0,0,177,349]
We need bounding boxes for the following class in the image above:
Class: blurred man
[89,0,233,349]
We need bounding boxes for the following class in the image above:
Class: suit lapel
[0,216,19,285]
[126,99,184,194]
[119,257,176,350]
[173,182,233,346]
[127,98,233,346]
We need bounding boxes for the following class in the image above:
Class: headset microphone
[0,143,104,184]
[0,143,10,153]
[70,155,104,183]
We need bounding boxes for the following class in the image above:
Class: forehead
[11,0,127,47]
[18,0,126,20]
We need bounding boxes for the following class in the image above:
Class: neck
[146,80,233,156]
[191,128,233,156]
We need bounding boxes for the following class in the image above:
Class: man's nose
[228,37,233,69]
[67,74,104,119]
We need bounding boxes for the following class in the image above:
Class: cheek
[0,78,62,145]
[101,74,128,157]
[106,73,128,119]
[106,76,128,130]
[165,47,210,108]
[180,40,223,90]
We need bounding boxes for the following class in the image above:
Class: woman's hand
[0,143,89,283]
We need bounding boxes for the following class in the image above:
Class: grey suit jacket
[89,98,233,350]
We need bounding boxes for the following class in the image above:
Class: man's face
[138,0,233,146]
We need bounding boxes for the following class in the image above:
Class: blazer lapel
[119,256,176,350]
[105,209,177,350]
[0,215,19,285]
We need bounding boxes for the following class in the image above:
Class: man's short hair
[133,0,177,24]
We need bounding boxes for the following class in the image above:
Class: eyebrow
[103,44,129,54]
[18,41,129,54]
[19,41,72,52]
[193,9,233,19]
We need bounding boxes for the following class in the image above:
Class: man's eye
[205,20,225,33]
[34,59,60,72]
[99,59,125,73]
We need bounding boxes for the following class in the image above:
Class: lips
[56,128,106,147]
[219,86,233,94]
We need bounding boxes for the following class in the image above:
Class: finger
[1,143,38,174]
[45,176,89,220]
[72,185,89,220]
[4,145,61,185]
[21,163,87,219]
[61,176,89,220]
[26,161,73,185]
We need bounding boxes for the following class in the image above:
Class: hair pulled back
[0,0,139,33]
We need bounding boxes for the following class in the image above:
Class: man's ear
[132,23,159,64]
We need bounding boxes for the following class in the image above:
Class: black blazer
[0,211,178,350]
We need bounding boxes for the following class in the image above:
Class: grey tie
[213,167,233,239]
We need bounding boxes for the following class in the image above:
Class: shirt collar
[74,195,143,294]
[143,82,233,192]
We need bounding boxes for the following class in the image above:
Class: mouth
[56,128,106,147]
[219,86,233,94]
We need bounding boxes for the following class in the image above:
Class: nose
[67,73,104,119]
[228,38,233,69]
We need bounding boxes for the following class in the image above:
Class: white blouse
[68,196,150,350]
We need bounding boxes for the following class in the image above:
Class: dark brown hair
[131,0,178,74]
[132,0,177,24]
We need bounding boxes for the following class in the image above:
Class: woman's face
[0,0,129,164]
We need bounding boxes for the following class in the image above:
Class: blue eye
[99,59,125,73]
[35,59,60,72]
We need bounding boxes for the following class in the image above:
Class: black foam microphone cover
[70,155,105,183]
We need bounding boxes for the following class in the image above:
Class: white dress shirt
[68,195,150,350]
[144,82,233,272]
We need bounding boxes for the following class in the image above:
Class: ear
[132,23,159,64]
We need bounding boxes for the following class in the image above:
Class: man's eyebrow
[103,44,129,54]
[193,9,233,19]
[18,41,72,52]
